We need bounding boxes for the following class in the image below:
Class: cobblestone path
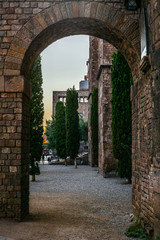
[0,165,135,240]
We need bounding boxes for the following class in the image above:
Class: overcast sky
[41,35,89,126]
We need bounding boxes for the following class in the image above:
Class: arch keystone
[78,1,85,17]
[52,4,62,22]
[72,2,79,17]
[96,3,106,20]
[65,2,74,18]
[90,2,99,19]
[59,2,69,19]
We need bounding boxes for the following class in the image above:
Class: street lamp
[125,0,138,10]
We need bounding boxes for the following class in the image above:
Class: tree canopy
[111,50,133,182]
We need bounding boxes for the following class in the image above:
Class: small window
[80,97,83,102]
[84,97,88,102]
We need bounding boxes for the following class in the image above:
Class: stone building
[87,37,117,177]
[52,80,89,121]
[0,0,160,238]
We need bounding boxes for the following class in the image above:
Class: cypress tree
[45,115,55,150]
[91,88,98,167]
[65,87,80,167]
[111,50,133,182]
[54,101,66,160]
[30,56,44,180]
[30,55,44,161]
[79,116,88,142]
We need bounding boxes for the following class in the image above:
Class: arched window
[80,97,83,102]
[84,97,88,102]
[141,8,149,59]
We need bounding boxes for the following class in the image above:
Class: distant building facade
[52,80,89,122]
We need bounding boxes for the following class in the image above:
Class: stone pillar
[87,37,99,167]
[98,65,117,177]
[0,75,30,220]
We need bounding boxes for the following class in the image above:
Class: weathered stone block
[3,114,14,121]
[0,173,5,179]
[153,177,160,194]
[9,166,17,173]
[7,126,16,133]
[2,147,10,154]
[5,76,24,92]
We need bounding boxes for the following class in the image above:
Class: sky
[41,35,89,126]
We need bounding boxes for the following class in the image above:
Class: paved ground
[0,165,135,240]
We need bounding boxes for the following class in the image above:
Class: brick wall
[0,92,30,219]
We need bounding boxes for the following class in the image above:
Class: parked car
[47,153,54,162]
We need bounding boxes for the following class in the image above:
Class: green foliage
[65,86,80,159]
[125,215,148,239]
[91,88,98,166]
[45,115,55,150]
[54,101,66,159]
[111,50,133,181]
[79,115,88,142]
[30,55,44,162]
[29,162,40,176]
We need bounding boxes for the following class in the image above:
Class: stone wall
[132,1,160,237]
[131,69,154,230]
[146,1,160,237]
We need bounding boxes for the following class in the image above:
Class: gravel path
[0,165,136,240]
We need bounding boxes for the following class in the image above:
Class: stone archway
[4,2,140,80]
[0,0,160,238]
